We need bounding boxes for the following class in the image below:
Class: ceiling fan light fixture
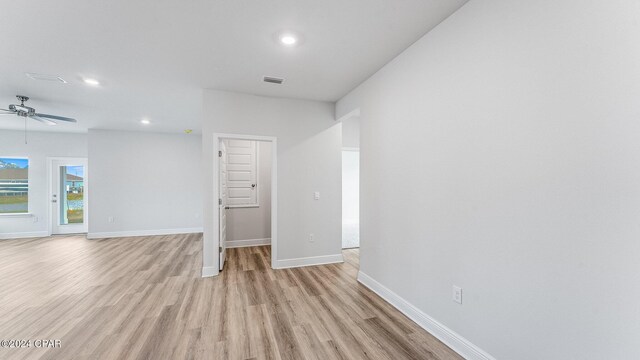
[3,95,77,125]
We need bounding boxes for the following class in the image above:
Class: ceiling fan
[0,95,76,126]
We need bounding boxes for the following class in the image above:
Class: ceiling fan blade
[30,115,57,126]
[0,109,15,115]
[34,113,77,123]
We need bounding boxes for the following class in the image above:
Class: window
[0,157,29,214]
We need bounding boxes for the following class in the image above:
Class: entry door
[51,158,88,234]
[219,141,228,270]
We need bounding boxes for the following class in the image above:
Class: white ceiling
[0,0,467,133]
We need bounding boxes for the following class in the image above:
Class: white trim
[254,141,261,207]
[210,133,278,277]
[87,227,203,239]
[202,266,217,277]
[0,213,34,218]
[274,253,344,269]
[0,231,49,240]
[226,238,271,248]
[227,204,260,209]
[357,271,496,360]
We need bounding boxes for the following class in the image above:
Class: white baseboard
[274,253,344,269]
[0,231,49,240]
[226,238,271,248]
[87,227,203,239]
[357,271,496,360]
[202,266,218,277]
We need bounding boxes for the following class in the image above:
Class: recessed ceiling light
[140,119,151,125]
[279,33,297,46]
[83,78,100,86]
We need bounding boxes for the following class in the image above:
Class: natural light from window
[60,165,84,224]
[0,157,29,214]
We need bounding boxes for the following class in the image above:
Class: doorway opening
[342,114,360,250]
[341,114,360,271]
[48,157,88,235]
[342,148,359,249]
[215,135,277,272]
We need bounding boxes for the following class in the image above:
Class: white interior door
[51,158,88,235]
[219,141,228,270]
[225,139,258,206]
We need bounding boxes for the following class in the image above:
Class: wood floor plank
[0,235,462,360]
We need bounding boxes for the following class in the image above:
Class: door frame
[47,157,89,235]
[219,140,227,270]
[211,133,277,272]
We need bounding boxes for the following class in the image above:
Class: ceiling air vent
[25,73,67,83]
[263,76,285,85]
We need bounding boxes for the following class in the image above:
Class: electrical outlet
[314,191,320,200]
[32,216,38,223]
[108,216,114,223]
[452,285,462,304]
[309,233,315,242]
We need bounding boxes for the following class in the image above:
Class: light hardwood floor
[0,234,462,360]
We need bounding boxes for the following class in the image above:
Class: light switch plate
[452,285,462,304]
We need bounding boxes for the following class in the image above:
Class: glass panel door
[59,165,84,225]
[51,158,88,235]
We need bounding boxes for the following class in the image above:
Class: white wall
[203,90,342,273]
[0,130,87,238]
[88,129,202,237]
[337,0,640,359]
[226,141,272,243]
[342,116,360,148]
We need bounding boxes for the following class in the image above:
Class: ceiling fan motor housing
[2,94,76,124]
[8,104,35,117]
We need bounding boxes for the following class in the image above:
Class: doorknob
[251,184,256,188]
